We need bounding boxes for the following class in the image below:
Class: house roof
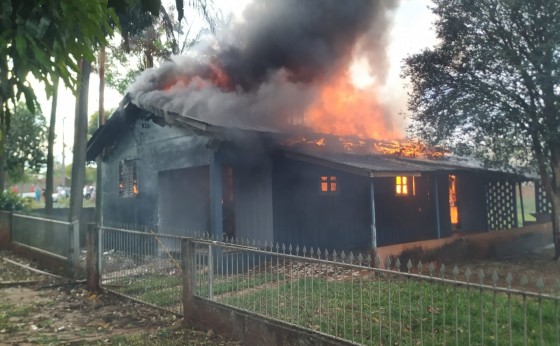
[87,93,531,180]
[281,145,523,179]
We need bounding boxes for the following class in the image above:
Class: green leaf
[14,35,26,58]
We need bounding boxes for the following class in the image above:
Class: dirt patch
[0,252,241,345]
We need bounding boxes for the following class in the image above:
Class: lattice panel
[486,180,517,230]
[535,182,553,214]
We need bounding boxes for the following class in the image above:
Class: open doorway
[449,174,460,230]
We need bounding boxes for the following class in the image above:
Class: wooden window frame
[319,175,339,195]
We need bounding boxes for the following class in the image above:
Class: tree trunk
[98,46,105,127]
[550,191,560,260]
[45,77,59,213]
[549,150,560,260]
[69,60,90,222]
[542,143,560,260]
[96,47,105,226]
[0,67,7,191]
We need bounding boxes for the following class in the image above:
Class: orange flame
[303,72,400,140]
[162,62,231,91]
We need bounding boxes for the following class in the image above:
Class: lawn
[215,274,559,345]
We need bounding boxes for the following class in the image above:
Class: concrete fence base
[185,298,353,346]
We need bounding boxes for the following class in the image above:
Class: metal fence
[194,239,560,346]
[11,212,81,275]
[99,224,185,315]
[97,225,560,345]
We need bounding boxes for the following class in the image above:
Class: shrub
[0,192,29,211]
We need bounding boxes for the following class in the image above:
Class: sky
[34,0,436,164]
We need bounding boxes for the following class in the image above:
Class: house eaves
[283,146,531,180]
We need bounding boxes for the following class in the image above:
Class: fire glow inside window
[320,175,337,194]
[119,159,138,198]
[395,176,409,196]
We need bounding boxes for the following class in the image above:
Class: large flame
[303,72,400,140]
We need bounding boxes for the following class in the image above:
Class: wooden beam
[434,176,441,239]
[209,153,223,240]
[370,181,377,249]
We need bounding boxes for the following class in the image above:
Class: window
[119,159,138,198]
[395,176,417,197]
[395,176,408,196]
[320,175,337,194]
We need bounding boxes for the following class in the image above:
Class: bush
[0,191,30,211]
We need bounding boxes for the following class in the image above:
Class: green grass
[197,271,286,297]
[106,274,183,307]
[216,275,559,345]
[0,303,34,333]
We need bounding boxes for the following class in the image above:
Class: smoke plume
[130,0,401,135]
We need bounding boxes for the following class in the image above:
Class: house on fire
[87,93,542,251]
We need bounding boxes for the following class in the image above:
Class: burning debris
[282,134,446,159]
[129,0,402,140]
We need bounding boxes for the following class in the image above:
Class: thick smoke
[130,0,400,132]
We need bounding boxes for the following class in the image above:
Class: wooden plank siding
[374,175,440,246]
[271,156,371,251]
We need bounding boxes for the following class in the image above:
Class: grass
[0,303,34,333]
[107,274,183,308]
[216,274,559,345]
[105,263,559,344]
[197,270,286,297]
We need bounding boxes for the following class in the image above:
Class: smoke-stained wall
[101,115,213,229]
[374,175,439,246]
[233,163,274,243]
[272,156,372,251]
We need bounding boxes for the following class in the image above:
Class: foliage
[85,165,97,185]
[0,0,116,115]
[402,0,560,258]
[105,0,215,94]
[0,191,29,211]
[88,109,115,139]
[5,103,47,183]
[403,0,559,173]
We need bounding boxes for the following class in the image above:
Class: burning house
[87,0,538,252]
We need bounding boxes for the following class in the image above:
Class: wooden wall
[271,157,372,251]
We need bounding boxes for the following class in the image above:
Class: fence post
[86,223,100,292]
[69,220,80,278]
[182,238,195,316]
[208,243,214,300]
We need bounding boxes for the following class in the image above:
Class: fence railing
[99,225,184,315]
[10,212,81,276]
[95,226,560,345]
[194,239,560,346]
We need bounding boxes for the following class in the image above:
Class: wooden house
[87,93,532,251]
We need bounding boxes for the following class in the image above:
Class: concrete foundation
[186,298,353,346]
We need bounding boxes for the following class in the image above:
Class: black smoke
[130,0,400,131]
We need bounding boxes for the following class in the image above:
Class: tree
[0,0,116,201]
[402,0,560,258]
[88,109,115,139]
[4,103,47,183]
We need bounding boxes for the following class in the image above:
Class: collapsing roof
[87,93,530,181]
